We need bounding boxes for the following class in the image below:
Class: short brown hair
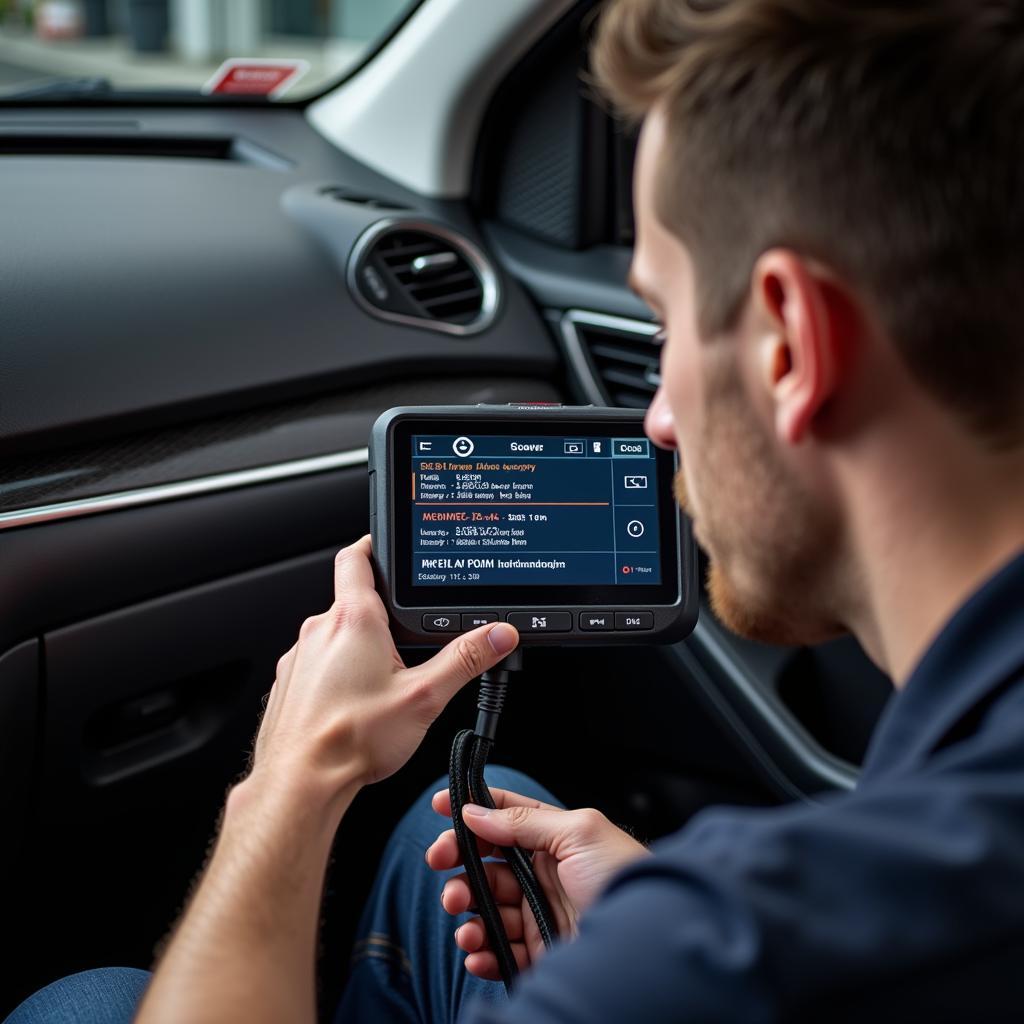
[593,0,1024,448]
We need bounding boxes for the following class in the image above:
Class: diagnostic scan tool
[369,404,698,645]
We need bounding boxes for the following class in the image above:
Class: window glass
[0,0,420,100]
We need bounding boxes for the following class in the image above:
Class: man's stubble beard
[673,372,846,647]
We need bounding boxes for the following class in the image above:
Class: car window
[0,0,421,101]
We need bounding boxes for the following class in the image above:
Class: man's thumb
[418,622,519,701]
[461,803,571,854]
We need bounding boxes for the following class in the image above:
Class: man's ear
[752,250,847,445]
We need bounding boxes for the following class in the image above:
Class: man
[7,0,1024,1020]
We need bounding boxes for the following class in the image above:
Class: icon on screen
[532,616,548,629]
[418,441,433,452]
[612,438,650,458]
[592,441,603,453]
[452,436,475,457]
[624,475,648,489]
[626,520,645,538]
[564,440,584,455]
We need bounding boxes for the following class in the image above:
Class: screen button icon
[418,441,433,452]
[563,440,584,455]
[507,611,572,633]
[626,520,645,538]
[422,614,457,632]
[615,611,654,631]
[624,475,648,489]
[461,613,498,630]
[452,436,475,457]
[612,438,650,458]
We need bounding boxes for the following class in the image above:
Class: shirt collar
[860,547,1024,781]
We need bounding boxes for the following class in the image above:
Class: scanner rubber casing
[369,404,698,647]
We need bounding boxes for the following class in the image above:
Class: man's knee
[3,967,151,1024]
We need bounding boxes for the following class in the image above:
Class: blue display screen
[411,433,661,586]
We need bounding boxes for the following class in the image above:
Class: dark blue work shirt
[470,550,1024,1023]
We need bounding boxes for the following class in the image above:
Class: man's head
[593,0,1024,648]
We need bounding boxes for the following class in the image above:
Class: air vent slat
[350,222,496,335]
[588,342,658,368]
[382,245,444,261]
[600,367,659,394]
[405,271,476,295]
[565,314,661,409]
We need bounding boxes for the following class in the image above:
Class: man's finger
[455,904,525,949]
[432,786,561,819]
[461,802,586,855]
[408,622,519,711]
[465,946,531,981]
[332,535,376,603]
[426,827,499,870]
[441,863,524,914]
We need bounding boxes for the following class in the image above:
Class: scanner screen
[410,433,662,587]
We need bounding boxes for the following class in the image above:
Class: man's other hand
[248,536,520,804]
[426,787,649,980]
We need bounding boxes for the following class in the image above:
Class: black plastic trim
[484,222,651,321]
[680,613,859,796]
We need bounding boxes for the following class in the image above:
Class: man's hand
[247,535,520,806]
[426,787,649,980]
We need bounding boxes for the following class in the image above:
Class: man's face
[633,108,842,646]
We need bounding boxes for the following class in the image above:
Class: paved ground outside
[0,54,45,86]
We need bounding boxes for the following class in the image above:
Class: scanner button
[462,613,498,630]
[507,612,572,633]
[615,611,654,631]
[579,612,613,631]
[423,613,458,632]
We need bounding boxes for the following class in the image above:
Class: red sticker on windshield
[202,59,309,98]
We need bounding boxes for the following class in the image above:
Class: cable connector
[474,649,522,741]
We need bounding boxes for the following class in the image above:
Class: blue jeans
[4,767,560,1024]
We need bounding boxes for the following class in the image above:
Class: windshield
[0,0,422,101]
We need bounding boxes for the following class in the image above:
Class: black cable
[468,735,558,950]
[448,654,558,993]
[449,728,518,986]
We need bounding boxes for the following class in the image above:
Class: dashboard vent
[348,220,499,336]
[560,311,661,408]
